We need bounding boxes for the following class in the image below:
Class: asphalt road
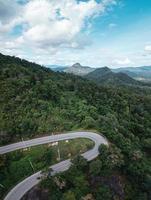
[0,131,108,200]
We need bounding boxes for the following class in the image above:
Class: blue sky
[0,0,151,68]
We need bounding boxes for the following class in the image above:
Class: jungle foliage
[0,53,151,199]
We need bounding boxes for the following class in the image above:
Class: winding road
[0,131,108,200]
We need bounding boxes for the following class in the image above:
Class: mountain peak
[85,66,141,86]
[103,66,110,70]
[65,63,94,76]
[100,66,111,72]
[72,63,82,67]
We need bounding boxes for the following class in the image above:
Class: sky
[0,0,151,68]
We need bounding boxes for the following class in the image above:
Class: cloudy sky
[0,0,151,68]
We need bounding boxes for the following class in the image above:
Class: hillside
[85,66,111,80]
[85,67,141,86]
[0,53,151,200]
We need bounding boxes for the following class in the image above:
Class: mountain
[0,52,147,145]
[112,66,151,82]
[113,66,151,72]
[85,67,141,86]
[0,53,151,200]
[64,63,94,76]
[49,63,94,75]
[85,66,111,81]
[49,63,148,86]
[49,63,151,82]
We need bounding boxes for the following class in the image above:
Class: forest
[0,53,151,199]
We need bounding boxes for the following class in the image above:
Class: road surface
[0,131,108,200]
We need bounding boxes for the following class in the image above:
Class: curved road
[0,131,108,200]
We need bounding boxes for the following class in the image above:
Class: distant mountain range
[112,66,151,82]
[85,67,142,86]
[47,65,68,72]
[49,63,151,84]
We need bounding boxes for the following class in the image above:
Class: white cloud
[20,0,106,48]
[1,1,150,68]
[113,58,133,65]
[0,0,118,65]
[0,0,116,46]
[144,45,151,52]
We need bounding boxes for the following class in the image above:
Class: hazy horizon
[47,62,151,69]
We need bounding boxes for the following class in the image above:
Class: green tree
[62,191,76,200]
[89,159,102,176]
[72,155,87,171]
[95,185,112,200]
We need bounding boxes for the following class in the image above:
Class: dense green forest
[0,53,151,199]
